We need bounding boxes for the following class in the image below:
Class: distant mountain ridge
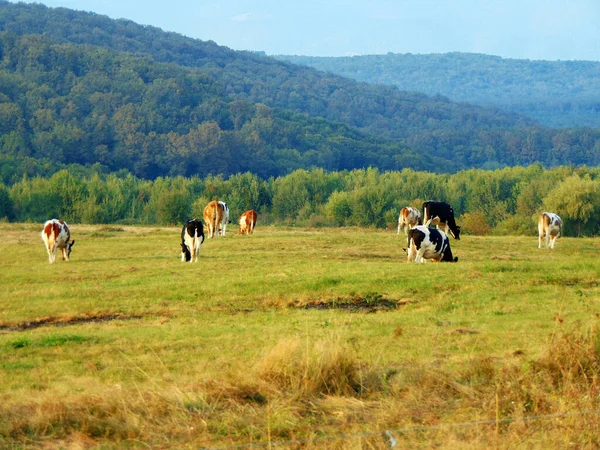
[274,52,600,128]
[0,0,599,181]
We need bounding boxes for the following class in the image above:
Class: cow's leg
[194,239,200,262]
[550,234,557,249]
[407,239,416,262]
[190,240,196,263]
[46,244,54,264]
[51,245,58,264]
[546,233,551,249]
[397,221,401,235]
[61,247,68,262]
[538,231,543,248]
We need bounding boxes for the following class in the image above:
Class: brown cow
[203,200,226,238]
[239,210,258,235]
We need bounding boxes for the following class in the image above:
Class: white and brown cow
[405,225,458,263]
[422,201,461,240]
[397,206,422,235]
[538,212,562,249]
[41,219,75,264]
[239,209,258,235]
[203,200,226,239]
[181,219,204,262]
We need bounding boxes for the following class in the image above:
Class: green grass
[0,223,599,448]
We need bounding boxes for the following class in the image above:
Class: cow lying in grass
[405,225,458,263]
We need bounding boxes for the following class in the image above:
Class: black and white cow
[41,219,75,264]
[181,219,204,262]
[422,201,461,240]
[406,225,458,263]
[538,212,562,249]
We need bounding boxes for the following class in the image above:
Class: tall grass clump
[533,323,600,392]
[256,336,363,398]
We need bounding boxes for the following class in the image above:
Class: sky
[11,0,600,61]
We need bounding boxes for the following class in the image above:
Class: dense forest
[0,1,599,182]
[275,53,600,128]
[2,166,599,237]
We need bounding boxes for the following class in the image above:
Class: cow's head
[449,225,461,240]
[66,240,75,258]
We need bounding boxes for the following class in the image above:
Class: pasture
[1,223,599,449]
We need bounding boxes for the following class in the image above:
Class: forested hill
[0,0,533,142]
[275,53,600,128]
[0,1,599,183]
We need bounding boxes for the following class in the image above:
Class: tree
[543,175,600,236]
[0,184,15,221]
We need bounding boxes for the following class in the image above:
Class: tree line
[1,165,599,237]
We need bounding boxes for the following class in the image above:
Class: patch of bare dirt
[0,311,170,332]
[290,294,417,312]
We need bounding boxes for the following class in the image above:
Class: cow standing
[239,210,258,235]
[41,219,75,264]
[203,200,226,239]
[422,201,461,240]
[538,212,562,249]
[181,219,204,262]
[218,201,230,236]
[397,207,422,235]
[406,225,458,263]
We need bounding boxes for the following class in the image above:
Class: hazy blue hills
[275,52,600,128]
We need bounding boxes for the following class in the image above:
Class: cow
[538,212,562,249]
[397,206,422,235]
[239,209,258,235]
[203,200,226,239]
[41,219,75,264]
[181,219,204,262]
[217,201,230,236]
[406,225,458,263]
[422,201,461,240]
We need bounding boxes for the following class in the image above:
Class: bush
[460,211,490,236]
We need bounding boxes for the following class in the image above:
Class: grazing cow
[538,212,562,249]
[422,201,461,240]
[218,201,230,236]
[406,225,458,263]
[203,200,226,239]
[239,209,258,235]
[397,206,422,235]
[181,219,204,262]
[41,219,75,264]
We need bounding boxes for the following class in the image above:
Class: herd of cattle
[40,200,562,264]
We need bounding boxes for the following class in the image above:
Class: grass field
[1,223,599,449]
